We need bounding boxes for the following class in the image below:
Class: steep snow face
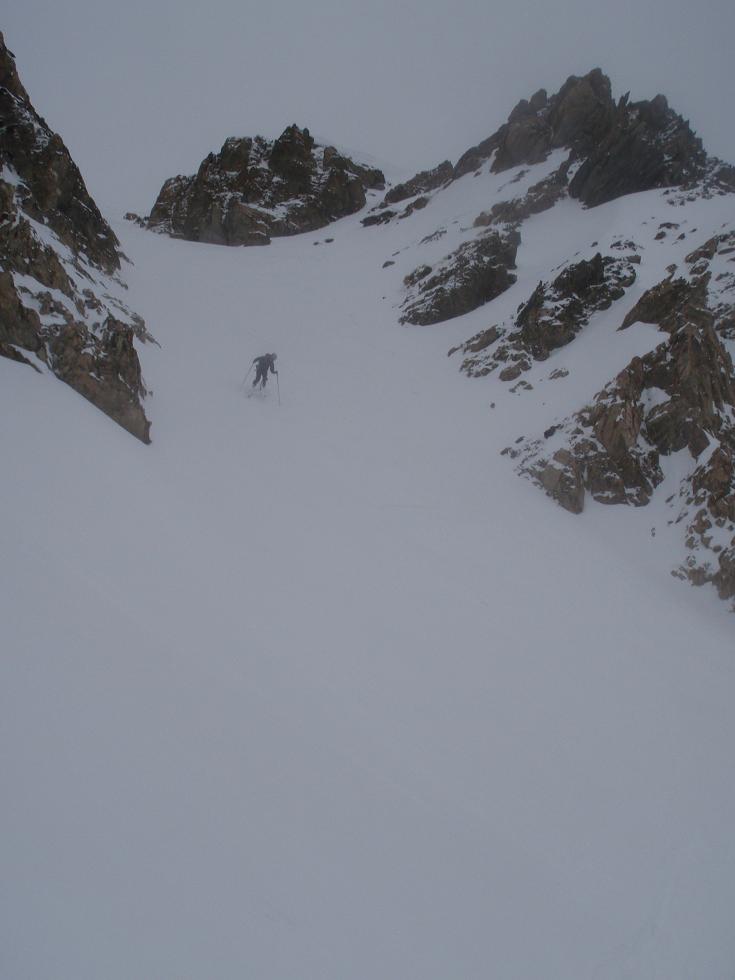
[2,143,735,980]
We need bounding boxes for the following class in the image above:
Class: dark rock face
[517,253,635,357]
[569,93,707,207]
[0,38,119,274]
[145,125,385,245]
[382,161,453,206]
[268,124,315,193]
[507,234,735,606]
[545,71,614,154]
[451,253,638,378]
[0,32,152,442]
[400,229,520,326]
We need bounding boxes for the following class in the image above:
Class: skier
[251,352,278,389]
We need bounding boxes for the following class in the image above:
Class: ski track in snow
[2,164,735,980]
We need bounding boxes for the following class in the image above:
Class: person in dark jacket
[252,353,277,389]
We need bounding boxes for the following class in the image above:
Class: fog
[5,0,735,225]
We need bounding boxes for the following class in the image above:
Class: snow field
[2,164,735,979]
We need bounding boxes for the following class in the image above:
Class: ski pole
[240,362,254,390]
[276,370,281,406]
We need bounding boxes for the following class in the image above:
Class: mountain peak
[448,67,716,207]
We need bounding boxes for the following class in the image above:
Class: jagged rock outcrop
[0,32,152,442]
[506,232,735,606]
[568,93,708,207]
[454,70,615,179]
[365,68,731,238]
[508,320,733,508]
[400,229,520,326]
[144,125,385,245]
[455,68,711,206]
[450,252,639,379]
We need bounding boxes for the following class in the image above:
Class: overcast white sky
[5,0,735,215]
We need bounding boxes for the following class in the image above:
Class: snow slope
[2,162,735,980]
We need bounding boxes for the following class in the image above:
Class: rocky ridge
[359,66,735,607]
[365,68,734,330]
[142,125,385,246]
[0,33,152,442]
[387,67,733,217]
[504,232,735,606]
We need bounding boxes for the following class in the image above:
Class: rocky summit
[142,125,385,245]
[0,33,152,442]
[452,67,729,203]
[369,67,734,225]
